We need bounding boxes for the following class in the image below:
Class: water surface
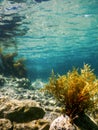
[0,0,98,81]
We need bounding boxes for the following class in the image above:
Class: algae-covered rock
[0,98,45,123]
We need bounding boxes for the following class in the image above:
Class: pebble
[49,100,56,105]
[0,75,57,112]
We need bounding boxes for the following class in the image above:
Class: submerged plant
[0,48,27,78]
[43,64,98,120]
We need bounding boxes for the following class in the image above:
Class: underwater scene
[0,0,98,129]
[0,0,98,81]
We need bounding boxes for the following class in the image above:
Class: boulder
[0,98,45,123]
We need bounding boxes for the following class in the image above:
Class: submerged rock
[49,115,76,130]
[0,98,45,123]
[31,79,45,90]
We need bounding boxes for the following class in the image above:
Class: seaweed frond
[43,64,98,119]
[0,50,27,78]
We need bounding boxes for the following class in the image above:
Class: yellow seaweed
[43,64,98,119]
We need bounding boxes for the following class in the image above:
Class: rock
[13,119,50,130]
[54,107,62,113]
[73,113,98,130]
[31,79,45,90]
[0,118,12,130]
[48,100,56,106]
[49,115,76,130]
[0,98,45,123]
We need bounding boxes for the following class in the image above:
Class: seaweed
[43,64,98,120]
[0,48,27,78]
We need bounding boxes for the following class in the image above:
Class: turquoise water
[0,0,98,81]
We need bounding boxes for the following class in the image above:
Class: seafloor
[0,75,98,129]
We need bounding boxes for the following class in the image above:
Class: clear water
[0,0,98,81]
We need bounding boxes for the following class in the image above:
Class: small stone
[44,100,49,106]
[45,106,54,112]
[49,100,56,105]
[0,118,12,130]
[54,107,62,113]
